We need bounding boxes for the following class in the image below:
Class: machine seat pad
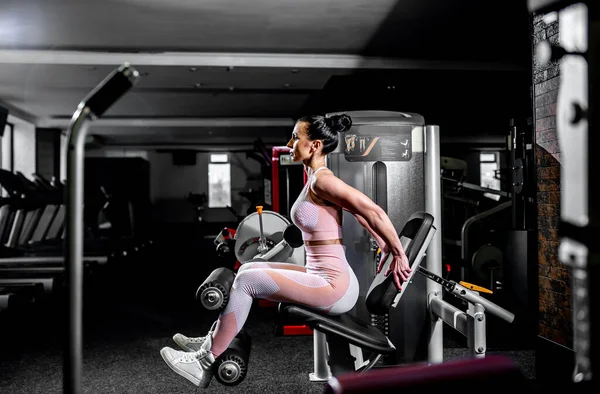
[278,303,395,355]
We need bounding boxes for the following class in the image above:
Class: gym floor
[0,226,536,393]
[0,299,536,394]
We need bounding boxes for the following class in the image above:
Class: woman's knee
[232,268,257,289]
[237,261,269,274]
[232,268,279,297]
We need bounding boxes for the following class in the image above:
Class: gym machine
[212,205,306,271]
[271,146,305,218]
[324,110,442,364]
[440,120,536,351]
[530,0,598,388]
[232,206,304,267]
[212,144,304,269]
[279,210,514,382]
[442,171,513,290]
[243,139,274,213]
[193,209,304,386]
[276,111,514,383]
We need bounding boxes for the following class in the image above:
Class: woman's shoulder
[311,168,337,186]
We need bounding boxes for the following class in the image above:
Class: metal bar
[528,0,579,13]
[257,239,287,261]
[450,282,515,323]
[460,201,513,260]
[429,296,468,337]
[0,278,54,293]
[0,49,525,71]
[424,125,444,364]
[442,177,511,198]
[0,256,108,265]
[468,302,487,358]
[587,1,599,383]
[65,63,139,394]
[310,330,332,382]
[39,117,294,129]
[0,267,65,274]
[65,106,90,394]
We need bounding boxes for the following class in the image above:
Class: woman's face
[286,122,314,162]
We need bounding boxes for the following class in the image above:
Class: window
[480,152,500,201]
[208,154,231,208]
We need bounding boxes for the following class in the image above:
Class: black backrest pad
[365,211,435,315]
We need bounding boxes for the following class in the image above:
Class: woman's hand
[376,244,390,275]
[377,246,411,291]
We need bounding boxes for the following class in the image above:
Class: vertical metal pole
[424,125,443,364]
[63,63,139,394]
[586,2,598,384]
[310,330,332,381]
[468,302,486,359]
[65,105,92,394]
[555,3,595,384]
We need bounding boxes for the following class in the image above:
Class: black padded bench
[279,211,436,377]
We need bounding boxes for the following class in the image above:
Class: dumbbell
[213,329,252,386]
[195,267,236,311]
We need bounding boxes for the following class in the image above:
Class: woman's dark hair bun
[327,114,353,133]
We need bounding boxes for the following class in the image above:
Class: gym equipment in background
[325,110,442,364]
[530,0,598,388]
[271,146,305,218]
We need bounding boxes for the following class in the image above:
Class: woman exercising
[160,113,411,388]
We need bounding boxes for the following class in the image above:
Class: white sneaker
[160,333,215,388]
[172,333,207,352]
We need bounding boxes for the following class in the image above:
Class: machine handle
[255,206,268,253]
[458,281,493,294]
[81,63,139,118]
[256,239,287,261]
[451,283,515,323]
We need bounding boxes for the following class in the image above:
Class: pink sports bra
[290,167,343,242]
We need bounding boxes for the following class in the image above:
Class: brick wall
[533,14,572,348]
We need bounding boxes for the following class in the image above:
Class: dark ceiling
[0,0,534,147]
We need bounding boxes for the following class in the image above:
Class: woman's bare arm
[312,172,410,290]
[348,210,386,251]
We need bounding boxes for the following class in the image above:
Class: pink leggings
[210,244,359,357]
